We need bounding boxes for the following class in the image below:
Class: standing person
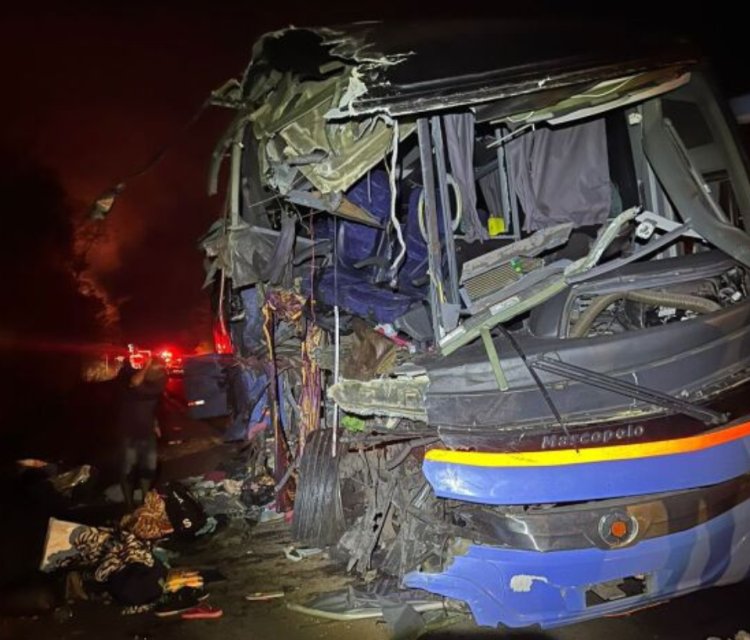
[116,356,167,510]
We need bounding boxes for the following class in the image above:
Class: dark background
[0,0,747,460]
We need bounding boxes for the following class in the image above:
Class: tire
[291,429,345,546]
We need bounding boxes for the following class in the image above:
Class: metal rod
[480,327,509,391]
[496,126,521,240]
[532,356,726,425]
[332,216,340,457]
[229,126,244,228]
[494,127,517,238]
[332,304,340,457]
[431,116,460,305]
[417,117,445,340]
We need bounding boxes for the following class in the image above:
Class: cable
[122,97,213,183]
[89,96,213,219]
[387,120,407,283]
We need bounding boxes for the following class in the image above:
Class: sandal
[180,604,223,620]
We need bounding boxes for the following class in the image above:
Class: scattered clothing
[195,516,219,537]
[164,569,204,593]
[121,490,173,541]
[107,561,167,606]
[163,481,208,538]
[43,518,166,608]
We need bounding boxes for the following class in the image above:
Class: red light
[128,349,151,369]
[213,317,233,354]
[153,346,183,374]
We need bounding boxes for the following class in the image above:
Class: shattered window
[662,99,713,149]
[661,86,747,227]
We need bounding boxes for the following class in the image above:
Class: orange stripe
[424,419,750,467]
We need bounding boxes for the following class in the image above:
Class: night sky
[1,1,747,350]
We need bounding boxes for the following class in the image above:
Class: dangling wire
[88,97,213,220]
[123,97,213,183]
[488,122,534,148]
[387,120,406,284]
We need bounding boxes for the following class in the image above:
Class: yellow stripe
[424,419,750,468]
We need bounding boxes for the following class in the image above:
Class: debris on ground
[287,581,453,639]
[283,546,323,562]
[245,591,285,601]
[49,465,93,496]
[287,583,446,622]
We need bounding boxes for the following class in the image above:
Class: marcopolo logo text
[541,424,645,449]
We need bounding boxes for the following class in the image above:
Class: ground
[1,390,749,640]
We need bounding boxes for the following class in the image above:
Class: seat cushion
[310,269,416,323]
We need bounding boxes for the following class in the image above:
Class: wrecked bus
[200,21,750,629]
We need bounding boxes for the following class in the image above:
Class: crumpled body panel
[404,496,750,628]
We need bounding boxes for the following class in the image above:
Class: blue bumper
[405,425,750,628]
[404,497,750,628]
[422,429,750,505]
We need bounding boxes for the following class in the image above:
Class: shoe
[154,588,209,617]
[181,604,223,620]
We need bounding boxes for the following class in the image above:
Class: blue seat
[305,171,424,324]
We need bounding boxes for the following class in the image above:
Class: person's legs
[120,441,137,511]
[135,437,158,503]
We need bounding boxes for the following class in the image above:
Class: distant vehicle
[127,344,183,376]
[202,21,750,629]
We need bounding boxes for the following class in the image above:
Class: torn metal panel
[547,71,690,124]
[306,21,696,117]
[452,473,750,551]
[404,495,750,628]
[201,221,315,288]
[285,190,383,226]
[328,376,429,421]
[232,27,417,195]
[483,69,690,127]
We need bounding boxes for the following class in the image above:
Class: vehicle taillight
[213,319,233,354]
